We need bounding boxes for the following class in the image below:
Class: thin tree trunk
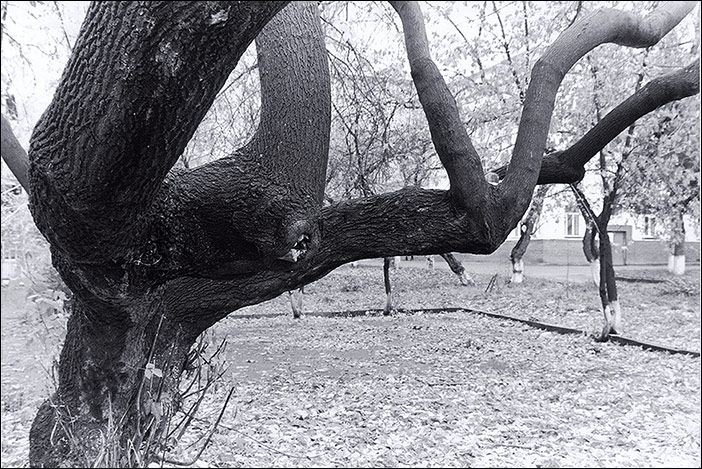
[440,253,474,286]
[383,257,393,315]
[509,186,548,283]
[1,115,29,191]
[668,212,686,275]
[669,242,686,275]
[509,231,527,284]
[597,226,621,339]
[582,222,600,286]
[289,287,304,318]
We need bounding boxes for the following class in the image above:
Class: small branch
[161,387,236,467]
[0,115,30,192]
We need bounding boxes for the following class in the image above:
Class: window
[565,213,580,237]
[643,215,657,238]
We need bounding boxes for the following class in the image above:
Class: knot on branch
[233,183,321,265]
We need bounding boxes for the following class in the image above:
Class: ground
[1,262,700,467]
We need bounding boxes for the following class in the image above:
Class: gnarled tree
[1,1,699,467]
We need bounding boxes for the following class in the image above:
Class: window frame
[565,212,581,238]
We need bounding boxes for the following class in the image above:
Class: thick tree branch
[234,1,331,260]
[163,187,499,331]
[28,2,286,259]
[494,59,700,184]
[1,114,29,191]
[142,2,332,279]
[389,1,489,216]
[499,1,696,222]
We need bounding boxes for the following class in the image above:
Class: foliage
[620,97,701,245]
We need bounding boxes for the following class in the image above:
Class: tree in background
[1,2,699,466]
[621,98,700,275]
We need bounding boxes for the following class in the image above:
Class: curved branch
[1,115,29,191]
[494,59,700,184]
[28,2,286,258]
[233,1,331,259]
[499,1,696,222]
[388,1,488,215]
[148,2,332,276]
[247,1,330,204]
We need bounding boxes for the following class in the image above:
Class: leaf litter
[1,264,700,467]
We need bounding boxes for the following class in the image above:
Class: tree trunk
[29,298,195,467]
[598,228,621,339]
[26,3,324,466]
[668,242,686,275]
[668,212,686,275]
[440,253,474,286]
[509,186,548,283]
[582,222,600,286]
[383,257,393,315]
[509,228,527,284]
[289,287,304,318]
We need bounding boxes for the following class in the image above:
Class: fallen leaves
[2,265,699,467]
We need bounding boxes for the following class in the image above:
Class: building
[461,207,701,266]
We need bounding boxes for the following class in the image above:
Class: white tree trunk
[458,271,472,286]
[289,289,303,318]
[589,259,600,286]
[510,258,524,284]
[668,253,685,275]
[610,300,622,334]
[384,291,393,315]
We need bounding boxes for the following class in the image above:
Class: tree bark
[597,225,621,338]
[440,253,474,286]
[25,3,330,466]
[383,257,393,315]
[582,223,600,286]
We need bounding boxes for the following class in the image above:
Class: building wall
[495,204,701,266]
[460,239,701,266]
[528,211,701,243]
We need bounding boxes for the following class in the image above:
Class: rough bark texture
[0,1,696,467]
[25,3,332,466]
